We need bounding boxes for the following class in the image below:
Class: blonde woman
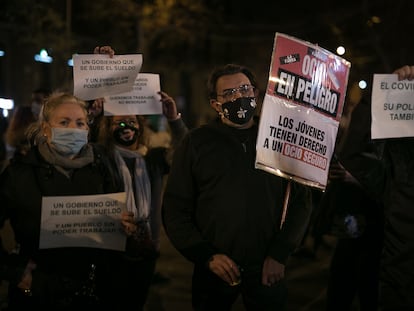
[0,92,137,310]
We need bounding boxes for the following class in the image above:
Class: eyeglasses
[216,84,255,101]
[112,119,138,128]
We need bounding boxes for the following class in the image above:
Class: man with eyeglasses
[162,63,312,310]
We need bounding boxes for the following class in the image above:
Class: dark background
[0,0,413,127]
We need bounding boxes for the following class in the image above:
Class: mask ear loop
[214,101,223,117]
[216,103,226,121]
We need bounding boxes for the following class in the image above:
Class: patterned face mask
[113,123,139,146]
[220,97,257,125]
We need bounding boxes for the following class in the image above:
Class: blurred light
[371,16,381,24]
[2,109,9,118]
[358,80,367,89]
[0,98,14,110]
[34,49,53,63]
[367,15,382,27]
[0,50,4,57]
[67,58,74,66]
[336,46,345,56]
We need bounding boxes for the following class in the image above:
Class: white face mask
[50,127,88,156]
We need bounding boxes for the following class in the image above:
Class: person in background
[30,88,51,120]
[0,114,8,173]
[94,45,188,309]
[5,105,36,161]
[0,91,137,310]
[162,63,312,310]
[5,88,51,163]
[339,65,414,311]
[86,97,104,143]
[310,85,384,310]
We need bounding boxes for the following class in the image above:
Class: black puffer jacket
[162,118,312,268]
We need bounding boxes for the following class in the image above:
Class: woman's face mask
[220,97,257,125]
[50,127,88,156]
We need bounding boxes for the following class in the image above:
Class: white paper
[103,73,162,116]
[371,74,414,139]
[39,192,127,251]
[73,54,143,100]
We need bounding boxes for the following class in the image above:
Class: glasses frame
[216,84,255,101]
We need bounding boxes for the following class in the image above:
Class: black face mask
[113,124,139,146]
[221,97,257,125]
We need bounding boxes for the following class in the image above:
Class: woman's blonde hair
[26,91,88,145]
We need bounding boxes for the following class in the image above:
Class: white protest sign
[256,33,351,190]
[103,73,162,116]
[371,74,414,139]
[39,192,127,251]
[73,54,143,100]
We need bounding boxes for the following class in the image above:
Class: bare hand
[262,256,284,286]
[17,272,32,293]
[121,211,137,236]
[207,254,241,286]
[393,65,414,81]
[17,259,37,296]
[89,46,115,117]
[88,98,104,119]
[159,91,179,120]
[93,45,115,58]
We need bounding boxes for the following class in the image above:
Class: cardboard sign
[256,33,351,190]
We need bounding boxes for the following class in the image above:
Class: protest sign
[103,73,162,116]
[371,74,414,139]
[39,192,127,251]
[256,33,351,190]
[73,54,143,100]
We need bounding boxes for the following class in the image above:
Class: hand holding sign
[393,65,414,81]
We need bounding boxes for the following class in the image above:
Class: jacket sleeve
[0,166,29,284]
[268,181,313,264]
[162,133,216,265]
[165,117,189,166]
[338,98,386,200]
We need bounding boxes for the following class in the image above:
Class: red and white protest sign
[256,33,351,190]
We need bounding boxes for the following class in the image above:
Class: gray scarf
[37,137,94,178]
[114,146,151,222]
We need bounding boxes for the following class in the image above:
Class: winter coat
[340,98,414,309]
[162,118,312,268]
[0,144,124,309]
